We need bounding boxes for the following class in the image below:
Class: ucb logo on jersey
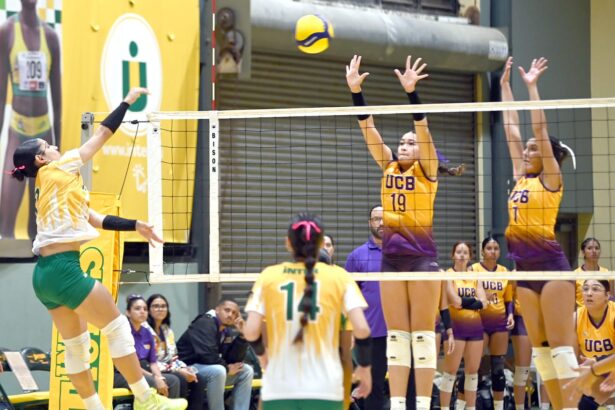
[100,13,162,136]
[482,281,503,291]
[585,338,614,353]
[457,288,476,297]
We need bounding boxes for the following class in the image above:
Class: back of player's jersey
[246,261,366,402]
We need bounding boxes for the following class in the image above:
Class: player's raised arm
[346,55,393,170]
[500,57,524,181]
[79,87,149,164]
[394,56,438,180]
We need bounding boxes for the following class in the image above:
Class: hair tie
[291,221,322,241]
[6,165,26,176]
[559,142,576,170]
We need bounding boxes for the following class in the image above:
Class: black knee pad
[490,355,506,392]
[578,394,599,410]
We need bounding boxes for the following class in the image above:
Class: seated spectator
[177,298,254,410]
[113,294,185,402]
[146,294,197,399]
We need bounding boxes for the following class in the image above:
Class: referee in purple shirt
[345,205,388,409]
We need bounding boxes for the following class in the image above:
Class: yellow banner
[61,0,200,243]
[49,193,123,410]
[2,0,199,245]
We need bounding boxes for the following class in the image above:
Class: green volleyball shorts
[33,251,96,310]
[263,400,343,410]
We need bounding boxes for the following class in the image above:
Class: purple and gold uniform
[575,267,609,307]
[505,175,571,292]
[576,302,615,361]
[381,160,437,258]
[448,269,483,341]
[471,263,512,334]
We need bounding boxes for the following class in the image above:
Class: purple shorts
[483,323,509,336]
[516,255,572,294]
[511,314,527,336]
[381,254,440,273]
[452,322,484,341]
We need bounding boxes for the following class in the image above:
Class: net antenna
[146,97,615,284]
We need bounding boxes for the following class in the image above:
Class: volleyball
[294,15,334,54]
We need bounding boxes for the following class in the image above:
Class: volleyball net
[144,98,615,283]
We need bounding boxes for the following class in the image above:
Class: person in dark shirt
[177,298,253,410]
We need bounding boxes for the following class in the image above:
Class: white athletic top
[246,261,367,401]
[32,149,99,255]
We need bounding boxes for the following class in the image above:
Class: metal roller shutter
[217,51,476,304]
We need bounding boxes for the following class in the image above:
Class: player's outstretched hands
[352,365,372,399]
[123,87,149,105]
[500,56,513,87]
[394,55,428,93]
[563,365,594,403]
[518,57,548,87]
[346,55,369,93]
[136,221,164,247]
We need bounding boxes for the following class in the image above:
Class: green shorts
[262,400,343,410]
[33,251,96,310]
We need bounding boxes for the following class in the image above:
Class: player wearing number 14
[244,214,372,410]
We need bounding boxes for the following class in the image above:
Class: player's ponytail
[288,213,324,344]
[549,135,576,169]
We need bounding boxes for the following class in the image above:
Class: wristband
[102,215,137,231]
[506,301,514,316]
[354,336,372,367]
[351,92,370,121]
[406,91,426,121]
[101,102,130,133]
[440,308,452,331]
[461,297,484,310]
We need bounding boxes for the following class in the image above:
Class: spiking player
[471,236,513,410]
[501,56,578,409]
[244,213,372,410]
[346,54,441,410]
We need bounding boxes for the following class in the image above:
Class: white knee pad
[532,347,557,381]
[412,331,436,369]
[440,372,456,393]
[513,366,530,387]
[101,315,136,359]
[387,330,411,368]
[551,346,579,379]
[63,331,91,374]
[464,373,478,392]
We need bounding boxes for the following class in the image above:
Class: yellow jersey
[246,261,367,401]
[472,263,512,329]
[505,175,563,262]
[33,149,99,255]
[9,15,51,98]
[381,160,437,256]
[575,266,610,307]
[449,269,482,335]
[577,302,615,360]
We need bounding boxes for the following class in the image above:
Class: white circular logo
[100,13,162,136]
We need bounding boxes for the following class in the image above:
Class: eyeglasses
[151,304,168,310]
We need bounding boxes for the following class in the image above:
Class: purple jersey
[345,237,387,338]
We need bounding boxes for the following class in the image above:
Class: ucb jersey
[449,269,482,333]
[381,160,437,257]
[471,263,512,328]
[245,261,367,402]
[575,266,609,307]
[577,302,615,360]
[32,149,99,255]
[505,175,565,262]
